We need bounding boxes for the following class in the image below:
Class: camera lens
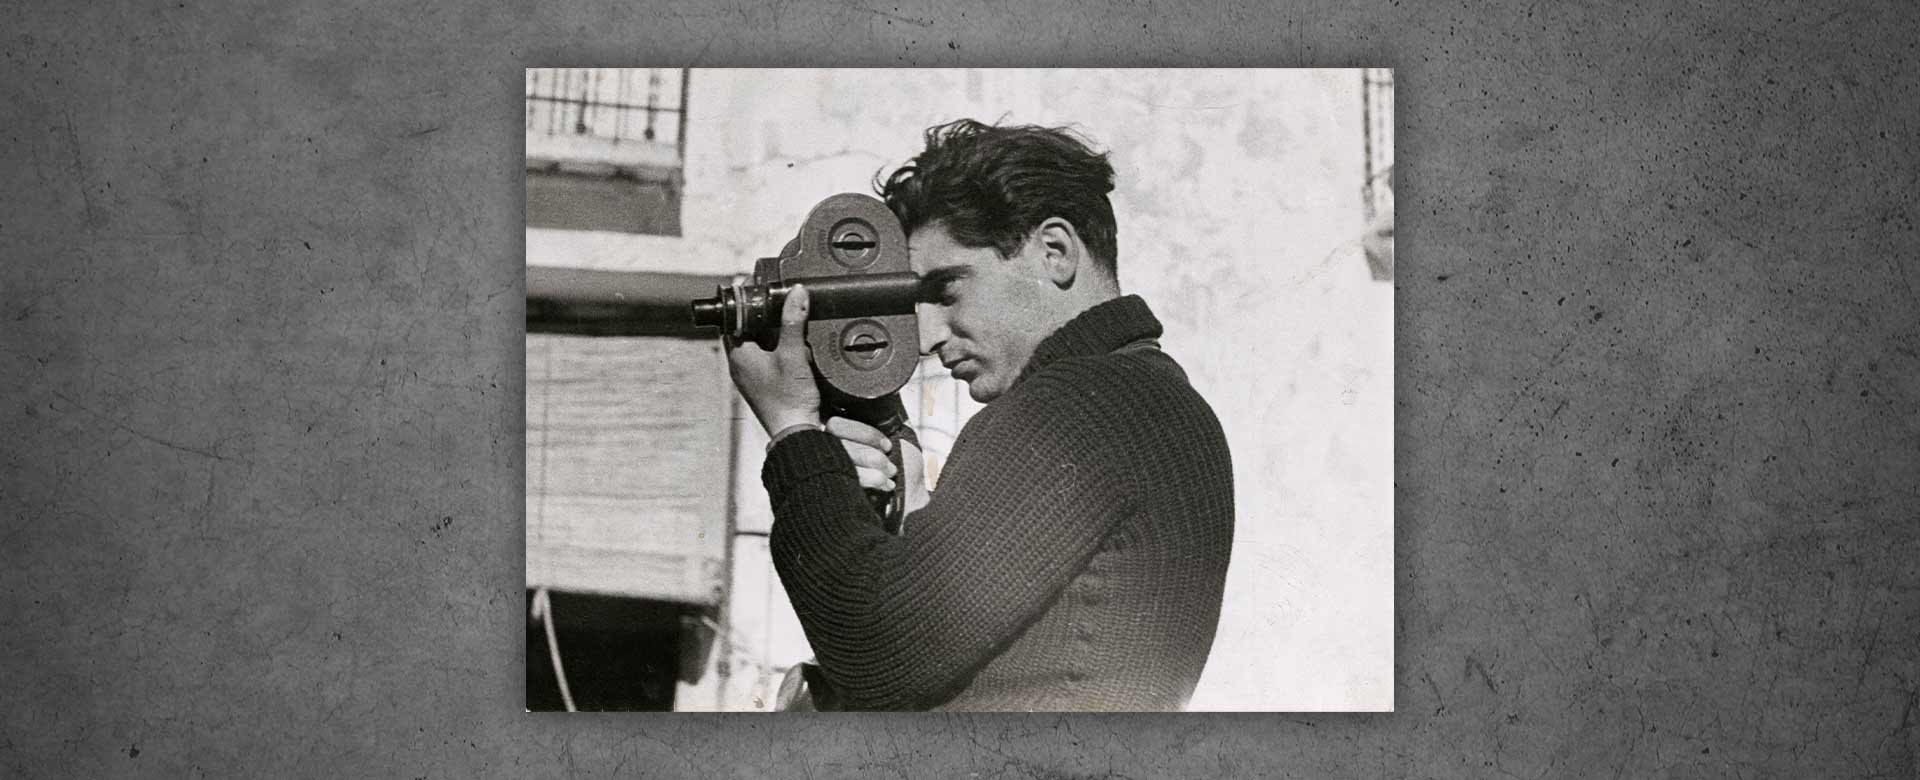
[690,294,728,329]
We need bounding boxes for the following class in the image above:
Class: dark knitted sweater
[763,295,1234,711]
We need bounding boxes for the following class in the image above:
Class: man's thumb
[779,284,810,350]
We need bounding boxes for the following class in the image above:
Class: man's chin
[963,378,1002,403]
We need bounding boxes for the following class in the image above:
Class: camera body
[690,193,923,401]
[692,193,925,534]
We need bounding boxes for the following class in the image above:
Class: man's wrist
[765,414,825,452]
[763,411,823,437]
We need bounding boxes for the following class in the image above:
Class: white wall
[529,68,1393,711]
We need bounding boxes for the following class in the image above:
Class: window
[1361,68,1394,281]
[1362,68,1394,223]
[525,68,690,235]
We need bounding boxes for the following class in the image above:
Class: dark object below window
[525,267,730,339]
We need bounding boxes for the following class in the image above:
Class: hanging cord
[529,587,577,712]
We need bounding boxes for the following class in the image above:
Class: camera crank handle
[882,444,908,536]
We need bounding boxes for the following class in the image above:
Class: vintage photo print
[523,68,1394,712]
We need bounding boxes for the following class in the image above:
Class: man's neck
[1056,277,1122,327]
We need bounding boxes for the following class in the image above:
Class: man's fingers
[779,285,810,357]
[825,416,891,453]
[854,467,896,493]
[840,440,897,475]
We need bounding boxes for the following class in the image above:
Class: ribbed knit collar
[1014,294,1164,387]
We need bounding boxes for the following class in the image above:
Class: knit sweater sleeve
[762,361,1137,710]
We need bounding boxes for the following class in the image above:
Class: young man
[726,120,1234,711]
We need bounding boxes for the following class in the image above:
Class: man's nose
[917,303,949,357]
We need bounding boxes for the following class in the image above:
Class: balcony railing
[526,68,688,174]
[525,68,689,234]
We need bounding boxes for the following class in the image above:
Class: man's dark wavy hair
[876,119,1120,278]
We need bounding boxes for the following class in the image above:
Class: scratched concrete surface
[4,1,1917,777]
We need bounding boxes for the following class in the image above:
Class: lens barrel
[688,272,924,344]
[689,295,728,330]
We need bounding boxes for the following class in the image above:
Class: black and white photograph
[523,68,1394,712]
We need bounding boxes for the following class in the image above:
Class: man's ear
[1033,218,1082,288]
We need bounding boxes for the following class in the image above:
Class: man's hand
[726,285,822,436]
[827,416,930,515]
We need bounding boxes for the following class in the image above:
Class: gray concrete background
[3,1,1916,777]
